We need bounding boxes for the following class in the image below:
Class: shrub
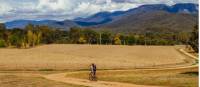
[0,39,5,47]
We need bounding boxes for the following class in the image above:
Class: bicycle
[89,72,97,81]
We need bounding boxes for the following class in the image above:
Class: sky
[0,0,198,22]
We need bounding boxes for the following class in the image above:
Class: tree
[0,23,6,39]
[37,25,54,44]
[83,29,98,44]
[0,23,6,47]
[3,30,11,47]
[36,31,42,45]
[69,27,81,43]
[119,34,126,45]
[189,25,198,53]
[25,24,34,31]
[32,33,37,47]
[101,31,112,45]
[78,36,87,44]
[0,39,5,47]
[34,25,42,45]
[25,24,35,47]
[27,29,33,47]
[113,34,121,45]
[177,32,190,44]
[138,35,145,45]
[126,34,136,45]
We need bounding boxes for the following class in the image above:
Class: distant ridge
[5,20,78,29]
[74,3,198,26]
[99,11,197,33]
[5,3,198,32]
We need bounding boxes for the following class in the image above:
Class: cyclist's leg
[94,71,96,77]
[92,72,95,80]
[89,71,94,81]
[89,72,92,80]
[94,71,97,81]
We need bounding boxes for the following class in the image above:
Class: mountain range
[5,3,198,33]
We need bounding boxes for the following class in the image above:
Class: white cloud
[37,0,71,11]
[72,1,138,18]
[0,0,198,22]
[0,1,12,15]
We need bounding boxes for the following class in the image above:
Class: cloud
[0,1,12,15]
[0,0,198,22]
[112,0,198,4]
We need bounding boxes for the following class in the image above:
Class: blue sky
[0,0,198,22]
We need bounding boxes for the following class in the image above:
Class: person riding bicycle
[90,63,97,80]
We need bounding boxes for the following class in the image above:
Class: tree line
[0,23,198,52]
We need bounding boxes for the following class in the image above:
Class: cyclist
[89,63,97,80]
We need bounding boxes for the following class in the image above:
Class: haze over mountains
[5,3,198,33]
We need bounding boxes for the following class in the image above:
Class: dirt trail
[179,49,198,60]
[42,65,197,87]
[42,49,198,87]
[43,73,162,87]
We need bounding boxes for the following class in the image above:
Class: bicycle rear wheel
[89,73,93,81]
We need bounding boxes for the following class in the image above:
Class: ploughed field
[0,44,188,70]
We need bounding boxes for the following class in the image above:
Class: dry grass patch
[0,73,86,87]
[0,44,189,70]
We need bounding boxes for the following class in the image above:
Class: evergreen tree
[189,25,198,53]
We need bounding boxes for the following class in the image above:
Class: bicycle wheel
[89,73,93,81]
[93,76,98,81]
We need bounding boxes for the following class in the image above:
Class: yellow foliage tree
[27,30,33,47]
[36,32,42,45]
[32,33,37,47]
[114,34,121,45]
[20,38,26,48]
[78,36,86,44]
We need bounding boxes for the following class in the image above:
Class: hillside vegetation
[101,11,197,33]
[0,23,198,53]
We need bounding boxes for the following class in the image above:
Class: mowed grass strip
[66,68,198,87]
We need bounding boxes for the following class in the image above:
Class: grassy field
[66,67,198,87]
[0,44,198,87]
[0,44,191,70]
[0,73,86,87]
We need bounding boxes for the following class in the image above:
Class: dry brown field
[0,44,190,70]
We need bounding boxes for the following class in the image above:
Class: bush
[0,39,5,47]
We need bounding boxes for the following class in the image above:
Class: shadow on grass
[181,72,198,76]
[38,69,55,71]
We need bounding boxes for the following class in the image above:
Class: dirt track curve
[43,72,163,87]
[42,49,198,87]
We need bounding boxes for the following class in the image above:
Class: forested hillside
[0,23,198,52]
